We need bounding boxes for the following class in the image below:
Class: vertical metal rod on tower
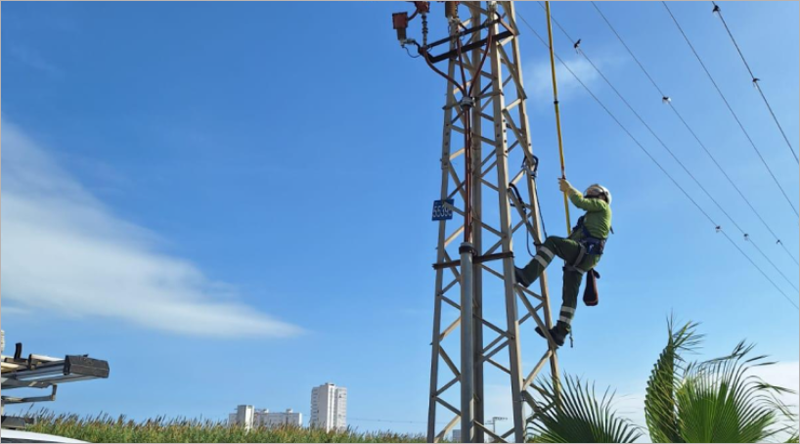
[469,6,486,439]
[459,242,475,443]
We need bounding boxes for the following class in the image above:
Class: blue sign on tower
[431,199,455,221]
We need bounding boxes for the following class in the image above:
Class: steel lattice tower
[392,2,561,442]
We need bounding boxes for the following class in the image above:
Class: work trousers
[519,236,600,332]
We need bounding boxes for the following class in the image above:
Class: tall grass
[22,411,427,443]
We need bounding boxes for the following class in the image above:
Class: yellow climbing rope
[545,1,572,234]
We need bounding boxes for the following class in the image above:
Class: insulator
[445,1,458,18]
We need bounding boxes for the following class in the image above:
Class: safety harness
[564,215,610,307]
[564,215,607,271]
[576,215,607,255]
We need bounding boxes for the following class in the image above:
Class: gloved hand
[559,178,580,196]
[558,178,574,194]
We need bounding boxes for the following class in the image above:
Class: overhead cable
[515,11,799,310]
[537,1,800,290]
[710,1,799,164]
[662,2,799,218]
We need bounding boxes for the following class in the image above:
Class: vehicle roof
[1,428,87,443]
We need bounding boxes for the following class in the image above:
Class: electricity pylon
[392,2,561,442]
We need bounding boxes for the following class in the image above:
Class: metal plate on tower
[431,199,454,221]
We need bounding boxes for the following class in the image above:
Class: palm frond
[644,315,702,443]
[675,340,796,443]
[527,374,642,443]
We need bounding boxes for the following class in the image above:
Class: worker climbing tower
[392,2,559,442]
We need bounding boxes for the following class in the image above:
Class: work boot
[536,324,568,347]
[515,267,531,288]
[549,324,568,347]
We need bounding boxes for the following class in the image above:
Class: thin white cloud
[7,45,60,76]
[525,55,603,104]
[0,306,32,316]
[1,120,303,338]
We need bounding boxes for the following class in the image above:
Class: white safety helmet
[584,184,611,204]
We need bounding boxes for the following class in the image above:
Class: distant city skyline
[229,405,255,431]
[228,405,302,429]
[226,381,346,431]
[310,383,347,432]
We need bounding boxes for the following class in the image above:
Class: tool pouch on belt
[583,269,600,306]
[583,237,606,255]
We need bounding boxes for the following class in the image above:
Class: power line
[745,236,798,296]
[710,1,799,164]
[589,2,668,98]
[661,1,799,218]
[667,106,800,267]
[719,230,800,310]
[514,11,799,311]
[535,2,799,291]
[588,2,800,268]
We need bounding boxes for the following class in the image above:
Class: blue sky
[2,1,798,437]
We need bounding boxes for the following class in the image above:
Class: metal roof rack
[1,330,110,407]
